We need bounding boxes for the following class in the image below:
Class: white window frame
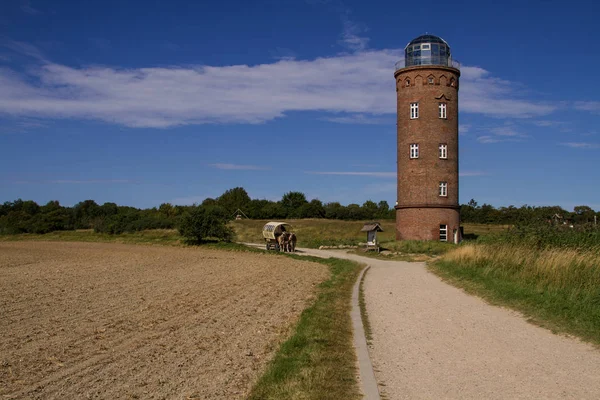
[410,144,419,159]
[439,144,448,159]
[428,76,434,84]
[439,224,448,242]
[439,182,448,197]
[439,102,447,119]
[410,102,419,119]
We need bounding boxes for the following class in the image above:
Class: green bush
[178,206,234,244]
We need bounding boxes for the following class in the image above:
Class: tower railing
[395,58,461,71]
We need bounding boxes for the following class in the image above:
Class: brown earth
[0,241,328,400]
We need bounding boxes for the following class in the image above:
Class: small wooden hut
[361,222,384,252]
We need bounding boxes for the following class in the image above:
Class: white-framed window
[439,144,448,159]
[405,79,410,87]
[410,102,419,119]
[439,182,447,197]
[428,76,434,85]
[439,102,447,119]
[439,224,448,242]
[410,144,419,159]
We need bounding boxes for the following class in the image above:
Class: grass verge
[248,255,362,400]
[429,244,600,346]
[358,267,373,344]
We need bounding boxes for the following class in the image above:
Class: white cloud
[459,124,471,134]
[460,66,557,118]
[476,136,501,144]
[20,0,41,15]
[322,113,390,124]
[11,179,137,184]
[490,126,521,137]
[459,171,487,177]
[574,101,600,114]
[559,142,600,149]
[306,171,395,177]
[339,17,369,51]
[208,163,270,170]
[0,42,565,128]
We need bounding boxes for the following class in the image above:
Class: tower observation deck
[395,34,461,71]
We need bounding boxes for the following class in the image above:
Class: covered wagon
[262,221,293,251]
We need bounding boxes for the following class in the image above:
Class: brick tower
[394,34,461,243]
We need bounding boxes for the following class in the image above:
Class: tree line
[0,187,394,235]
[1,188,598,236]
[460,199,599,225]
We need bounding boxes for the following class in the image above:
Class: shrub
[178,206,234,244]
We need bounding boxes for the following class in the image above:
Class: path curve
[296,247,600,400]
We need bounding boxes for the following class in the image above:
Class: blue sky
[1,0,599,210]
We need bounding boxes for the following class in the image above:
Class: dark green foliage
[281,191,309,218]
[178,206,234,244]
[2,190,596,237]
[217,187,251,214]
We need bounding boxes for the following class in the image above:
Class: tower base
[396,207,460,243]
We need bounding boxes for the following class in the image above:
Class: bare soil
[0,242,328,400]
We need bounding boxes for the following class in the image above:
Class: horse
[277,231,290,252]
[287,232,297,252]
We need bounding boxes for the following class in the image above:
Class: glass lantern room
[402,34,457,68]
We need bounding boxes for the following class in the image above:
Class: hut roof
[360,222,384,232]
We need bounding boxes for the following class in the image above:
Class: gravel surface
[297,248,600,400]
[0,241,328,400]
[363,258,600,400]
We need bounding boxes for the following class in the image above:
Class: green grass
[232,219,506,248]
[429,244,600,346]
[0,229,183,245]
[248,255,362,400]
[358,267,373,344]
[1,220,508,251]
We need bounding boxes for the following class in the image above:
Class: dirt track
[0,242,328,399]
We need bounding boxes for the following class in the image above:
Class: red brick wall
[394,66,460,241]
[396,207,460,241]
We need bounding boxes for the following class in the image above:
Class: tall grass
[431,243,600,345]
[477,223,600,251]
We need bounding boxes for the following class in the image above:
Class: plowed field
[0,242,328,399]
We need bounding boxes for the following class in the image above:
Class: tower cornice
[394,65,460,79]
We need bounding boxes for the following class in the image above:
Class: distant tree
[178,206,234,244]
[296,199,326,219]
[574,205,595,224]
[217,187,251,214]
[158,203,176,218]
[346,203,364,220]
[201,198,218,207]
[261,202,287,219]
[324,202,348,220]
[361,200,378,220]
[281,191,308,217]
[246,199,272,219]
[100,202,119,217]
[74,200,101,228]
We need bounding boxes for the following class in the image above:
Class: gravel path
[299,248,600,399]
